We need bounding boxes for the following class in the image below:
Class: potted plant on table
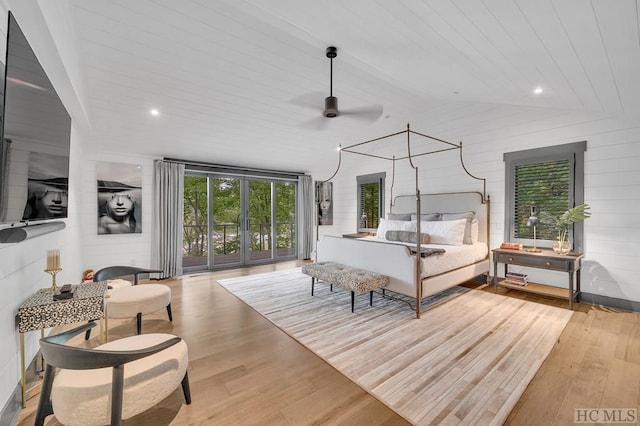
[541,204,591,254]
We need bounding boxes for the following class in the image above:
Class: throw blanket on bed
[410,247,446,257]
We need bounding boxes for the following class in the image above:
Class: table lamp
[525,206,542,253]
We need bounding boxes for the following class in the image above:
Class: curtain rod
[163,157,305,177]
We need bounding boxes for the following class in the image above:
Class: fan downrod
[324,46,339,117]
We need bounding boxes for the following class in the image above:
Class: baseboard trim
[0,382,22,426]
[0,352,42,425]
[580,292,640,313]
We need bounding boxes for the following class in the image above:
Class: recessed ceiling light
[533,86,543,95]
[150,108,160,116]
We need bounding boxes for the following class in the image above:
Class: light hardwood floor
[15,261,640,425]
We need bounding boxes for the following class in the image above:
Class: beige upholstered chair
[35,322,190,426]
[87,266,171,339]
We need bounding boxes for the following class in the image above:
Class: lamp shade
[526,205,538,227]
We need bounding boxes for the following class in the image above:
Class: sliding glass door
[211,177,242,267]
[183,173,297,270]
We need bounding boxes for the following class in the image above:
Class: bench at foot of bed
[301,262,390,312]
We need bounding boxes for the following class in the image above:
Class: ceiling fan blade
[298,115,330,131]
[288,92,325,110]
[340,104,383,121]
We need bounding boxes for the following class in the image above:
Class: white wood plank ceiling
[59,0,640,174]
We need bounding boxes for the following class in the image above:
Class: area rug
[218,268,573,425]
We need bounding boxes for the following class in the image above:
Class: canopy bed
[315,124,490,318]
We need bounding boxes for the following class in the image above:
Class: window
[504,141,586,251]
[357,172,385,232]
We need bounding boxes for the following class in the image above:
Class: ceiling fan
[293,46,383,129]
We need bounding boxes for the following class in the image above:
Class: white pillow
[442,212,476,244]
[376,218,414,240]
[386,212,411,221]
[414,218,467,246]
[470,218,479,243]
[410,213,441,221]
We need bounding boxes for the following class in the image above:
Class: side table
[492,248,583,310]
[17,281,108,407]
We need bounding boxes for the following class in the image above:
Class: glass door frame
[183,172,298,272]
[208,174,243,269]
[243,177,275,266]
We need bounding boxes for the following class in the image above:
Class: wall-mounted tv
[0,12,71,224]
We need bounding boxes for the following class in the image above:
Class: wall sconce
[525,206,541,253]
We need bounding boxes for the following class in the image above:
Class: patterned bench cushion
[302,262,389,294]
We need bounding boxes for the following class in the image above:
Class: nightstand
[491,248,583,309]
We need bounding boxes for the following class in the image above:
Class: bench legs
[310,277,377,313]
[352,291,375,312]
[311,277,334,296]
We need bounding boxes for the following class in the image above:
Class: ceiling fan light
[324,96,339,118]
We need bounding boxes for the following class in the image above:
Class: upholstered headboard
[391,191,490,244]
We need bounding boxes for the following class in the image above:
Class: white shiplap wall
[77,147,156,271]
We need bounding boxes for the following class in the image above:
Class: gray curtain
[298,174,313,259]
[152,160,185,278]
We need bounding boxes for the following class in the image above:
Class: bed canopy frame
[318,123,489,318]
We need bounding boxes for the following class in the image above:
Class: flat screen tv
[0,12,71,225]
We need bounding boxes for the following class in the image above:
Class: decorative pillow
[387,212,411,221]
[385,230,430,244]
[414,218,467,246]
[441,211,476,244]
[376,218,414,240]
[410,213,441,221]
[470,218,479,243]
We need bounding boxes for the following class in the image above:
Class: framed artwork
[96,162,142,234]
[315,181,333,226]
[22,152,69,220]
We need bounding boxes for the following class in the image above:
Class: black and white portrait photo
[315,181,333,226]
[22,152,69,220]
[97,162,142,234]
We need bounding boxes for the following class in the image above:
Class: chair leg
[35,364,55,426]
[166,303,173,322]
[181,371,192,404]
[85,329,92,340]
[111,365,125,426]
[370,291,373,306]
[311,277,315,296]
[85,319,95,340]
[136,313,142,335]
[351,291,355,313]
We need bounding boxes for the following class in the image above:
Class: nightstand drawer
[494,252,574,271]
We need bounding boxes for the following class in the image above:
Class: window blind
[513,159,570,240]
